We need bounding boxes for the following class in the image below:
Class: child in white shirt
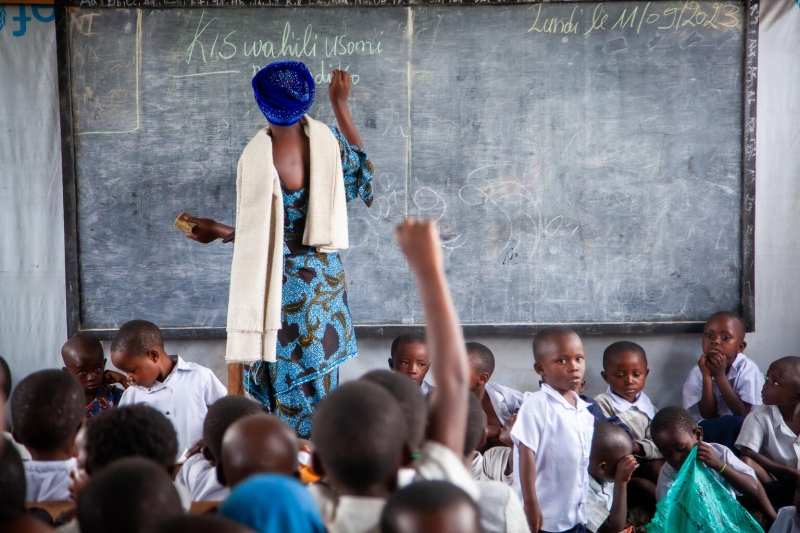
[682,312,763,450]
[388,333,435,397]
[587,421,639,533]
[511,327,595,533]
[10,369,85,502]
[110,320,227,459]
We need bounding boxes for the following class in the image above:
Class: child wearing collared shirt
[682,312,763,450]
[512,327,595,533]
[737,357,800,509]
[110,320,227,459]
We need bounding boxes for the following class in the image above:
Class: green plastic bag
[645,446,764,533]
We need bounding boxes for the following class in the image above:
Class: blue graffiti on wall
[0,5,54,37]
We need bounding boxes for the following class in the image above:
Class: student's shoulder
[736,354,764,376]
[593,393,615,411]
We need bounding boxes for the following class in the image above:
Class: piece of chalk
[174,212,197,232]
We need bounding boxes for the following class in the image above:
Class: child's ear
[739,340,747,354]
[387,357,393,370]
[600,370,609,384]
[147,349,160,363]
[479,372,490,387]
[202,446,216,466]
[694,425,704,442]
[533,361,545,377]
[597,460,608,475]
[103,358,107,367]
[645,368,650,378]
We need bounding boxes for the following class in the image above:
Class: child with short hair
[380,481,482,533]
[512,326,595,533]
[220,413,299,487]
[594,341,662,499]
[111,319,227,458]
[176,395,263,501]
[683,311,763,448]
[389,333,434,396]
[61,337,127,418]
[587,421,639,533]
[736,356,800,509]
[466,342,523,450]
[11,370,84,502]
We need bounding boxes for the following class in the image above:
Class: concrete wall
[1,0,798,409]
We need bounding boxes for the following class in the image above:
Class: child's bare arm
[396,219,468,455]
[598,455,638,533]
[697,355,720,420]
[740,446,800,482]
[329,70,363,149]
[518,443,543,532]
[696,443,758,498]
[710,363,751,417]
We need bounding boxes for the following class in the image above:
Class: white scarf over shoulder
[226,115,349,363]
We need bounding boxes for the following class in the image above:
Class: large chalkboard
[56,0,758,339]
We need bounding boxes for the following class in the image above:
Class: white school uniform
[420,381,435,397]
[586,477,614,533]
[328,496,384,533]
[25,458,77,502]
[175,453,230,502]
[655,442,756,501]
[119,355,227,459]
[414,440,481,500]
[485,381,525,426]
[736,404,800,468]
[682,353,764,421]
[477,480,529,533]
[510,384,595,532]
[471,451,484,480]
[481,446,513,486]
[769,506,800,533]
[595,388,661,460]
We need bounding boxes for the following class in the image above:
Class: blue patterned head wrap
[252,61,315,126]
[219,474,325,533]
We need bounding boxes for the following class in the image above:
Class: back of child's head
[77,457,182,533]
[203,396,264,463]
[10,369,84,452]
[313,381,407,493]
[380,481,482,533]
[0,443,26,521]
[0,355,11,401]
[109,319,163,357]
[84,404,178,475]
[466,342,495,378]
[154,515,256,533]
[391,333,426,359]
[220,413,298,487]
[651,406,697,438]
[602,341,647,369]
[463,393,486,457]
[361,369,427,451]
[589,421,633,482]
[532,326,579,361]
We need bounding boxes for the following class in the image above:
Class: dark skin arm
[740,446,800,482]
[696,443,758,498]
[396,220,468,455]
[597,455,638,533]
[185,70,363,244]
[519,443,543,532]
[697,354,751,419]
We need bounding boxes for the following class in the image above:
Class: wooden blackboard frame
[56,0,759,339]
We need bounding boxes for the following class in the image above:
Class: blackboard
[56,0,758,339]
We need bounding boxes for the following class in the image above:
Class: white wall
[1,0,798,409]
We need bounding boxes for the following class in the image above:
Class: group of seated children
[2,221,800,533]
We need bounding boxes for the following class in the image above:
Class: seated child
[176,395,263,501]
[587,421,639,533]
[511,326,595,533]
[0,440,27,521]
[10,370,84,502]
[0,355,31,460]
[380,481,481,533]
[61,337,127,418]
[767,478,800,533]
[389,333,434,396]
[481,414,515,486]
[313,381,408,533]
[219,474,325,533]
[595,341,663,498]
[736,356,800,509]
[466,342,523,450]
[77,458,182,533]
[683,311,763,449]
[463,393,527,533]
[110,319,227,458]
[651,406,774,521]
[220,413,299,487]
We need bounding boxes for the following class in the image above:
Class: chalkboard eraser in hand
[174,213,197,232]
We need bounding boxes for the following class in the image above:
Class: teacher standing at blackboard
[184,61,374,437]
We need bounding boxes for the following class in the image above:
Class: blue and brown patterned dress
[244,127,373,438]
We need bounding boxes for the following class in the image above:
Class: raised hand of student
[329,70,363,148]
[615,455,639,484]
[184,215,233,244]
[696,442,724,471]
[103,370,128,388]
[396,219,444,277]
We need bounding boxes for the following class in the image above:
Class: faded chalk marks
[604,36,628,53]
[681,31,702,48]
